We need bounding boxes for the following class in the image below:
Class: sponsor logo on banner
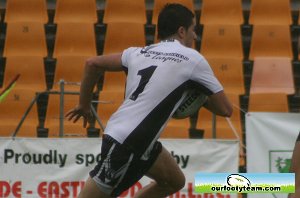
[269,150,292,173]
[246,113,300,198]
[195,173,295,194]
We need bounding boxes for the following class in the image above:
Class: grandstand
[0,0,300,193]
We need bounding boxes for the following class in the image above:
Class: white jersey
[104,39,223,157]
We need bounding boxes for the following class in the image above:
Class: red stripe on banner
[26,190,33,194]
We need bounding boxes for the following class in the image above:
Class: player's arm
[66,53,123,127]
[79,53,123,109]
[203,91,233,117]
[191,58,233,117]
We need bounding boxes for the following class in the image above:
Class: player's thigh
[293,143,300,190]
[78,176,111,198]
[146,146,185,188]
[290,141,300,174]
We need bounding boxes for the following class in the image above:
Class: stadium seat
[100,71,126,103]
[249,0,292,25]
[200,25,243,59]
[3,22,47,57]
[54,0,97,24]
[53,23,97,58]
[52,56,89,92]
[99,90,125,103]
[249,25,293,60]
[250,57,295,94]
[152,0,194,24]
[97,94,123,125]
[248,93,289,112]
[161,118,190,138]
[196,94,242,140]
[45,94,88,137]
[4,0,48,23]
[103,22,146,54]
[299,9,300,24]
[207,57,245,95]
[200,0,243,25]
[0,87,39,137]
[299,30,300,60]
[103,0,147,24]
[101,22,145,98]
[101,72,126,92]
[3,56,47,91]
[97,88,124,127]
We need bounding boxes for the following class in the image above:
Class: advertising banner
[0,138,239,198]
[246,112,300,198]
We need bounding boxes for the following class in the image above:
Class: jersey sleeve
[190,58,223,95]
[121,47,140,68]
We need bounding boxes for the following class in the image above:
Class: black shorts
[89,135,162,197]
[297,132,300,142]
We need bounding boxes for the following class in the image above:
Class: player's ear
[177,26,186,39]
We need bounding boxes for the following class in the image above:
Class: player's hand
[65,105,93,128]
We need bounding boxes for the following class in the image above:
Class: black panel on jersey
[123,81,191,156]
[190,81,214,96]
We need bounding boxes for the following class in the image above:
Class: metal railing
[11,79,105,138]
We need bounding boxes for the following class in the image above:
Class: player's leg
[288,133,300,198]
[78,135,129,198]
[134,146,185,198]
[78,176,111,198]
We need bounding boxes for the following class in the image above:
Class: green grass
[195,184,295,193]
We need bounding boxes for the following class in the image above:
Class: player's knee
[171,169,186,192]
[172,173,186,191]
[159,173,185,193]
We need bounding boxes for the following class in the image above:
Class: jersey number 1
[130,65,157,101]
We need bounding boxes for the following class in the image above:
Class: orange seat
[248,93,289,112]
[250,57,295,94]
[161,118,190,138]
[3,22,47,57]
[103,22,146,54]
[299,30,300,60]
[103,0,147,24]
[4,0,48,23]
[97,95,123,125]
[200,0,243,25]
[4,56,47,91]
[196,94,242,140]
[99,90,125,103]
[299,9,300,24]
[102,22,145,95]
[249,25,293,60]
[101,71,126,92]
[0,87,39,137]
[54,0,97,24]
[200,25,243,59]
[52,56,89,91]
[53,23,97,57]
[152,0,194,24]
[207,58,245,94]
[249,0,292,25]
[45,94,88,137]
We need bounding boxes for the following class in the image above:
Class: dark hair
[157,3,194,40]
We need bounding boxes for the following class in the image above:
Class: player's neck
[162,36,186,47]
